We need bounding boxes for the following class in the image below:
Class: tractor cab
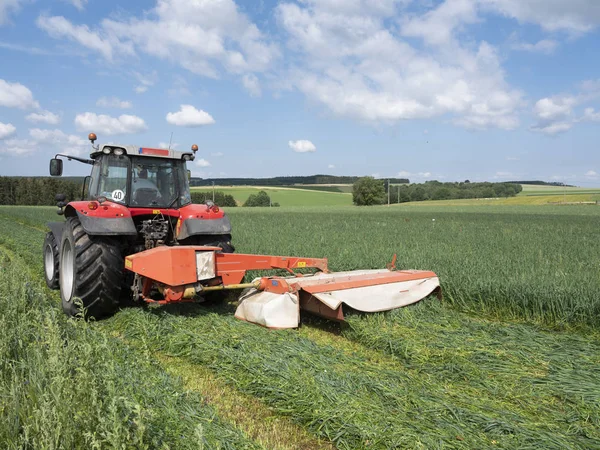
[50,134,196,209]
[87,152,192,208]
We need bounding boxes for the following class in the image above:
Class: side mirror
[187,170,191,180]
[49,158,63,176]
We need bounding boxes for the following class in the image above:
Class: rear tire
[43,232,60,290]
[59,216,123,319]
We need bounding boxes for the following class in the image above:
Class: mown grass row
[0,234,261,448]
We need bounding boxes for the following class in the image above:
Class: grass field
[193,183,600,207]
[0,204,599,449]
[191,185,352,206]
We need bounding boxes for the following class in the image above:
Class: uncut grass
[3,209,600,448]
[222,207,600,329]
[0,250,260,449]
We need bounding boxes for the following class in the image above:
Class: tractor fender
[47,222,65,244]
[177,203,232,239]
[64,202,137,236]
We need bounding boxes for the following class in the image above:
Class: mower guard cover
[235,270,440,329]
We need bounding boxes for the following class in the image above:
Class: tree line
[0,177,84,206]
[190,175,410,187]
[353,177,523,205]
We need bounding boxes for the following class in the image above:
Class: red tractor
[44,133,440,329]
[44,133,233,319]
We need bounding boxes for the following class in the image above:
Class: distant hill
[190,175,410,187]
[508,180,575,187]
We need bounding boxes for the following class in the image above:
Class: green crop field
[191,185,352,206]
[1,204,599,449]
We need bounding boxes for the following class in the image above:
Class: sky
[0,0,599,185]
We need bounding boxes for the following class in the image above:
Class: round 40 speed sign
[111,189,125,201]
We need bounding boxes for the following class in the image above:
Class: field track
[1,205,599,449]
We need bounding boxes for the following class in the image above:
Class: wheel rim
[44,243,54,281]
[60,239,75,301]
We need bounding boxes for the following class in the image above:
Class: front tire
[59,216,123,319]
[43,232,60,290]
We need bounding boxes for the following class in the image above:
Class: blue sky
[0,0,599,185]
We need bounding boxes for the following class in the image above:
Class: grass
[191,186,352,207]
[1,204,599,448]
[0,244,261,449]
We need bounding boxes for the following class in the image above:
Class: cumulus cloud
[242,73,261,97]
[582,107,600,122]
[75,112,147,135]
[0,138,37,155]
[530,96,578,134]
[276,0,522,130]
[0,0,22,26]
[96,96,132,109]
[511,39,558,54]
[0,122,16,139]
[38,0,278,79]
[288,139,316,153]
[36,15,133,61]
[328,164,335,169]
[397,170,435,179]
[481,0,600,33]
[26,110,61,124]
[29,128,88,156]
[0,79,39,109]
[195,158,211,167]
[585,170,598,177]
[166,105,215,127]
[65,0,88,11]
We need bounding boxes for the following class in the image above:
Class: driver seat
[133,188,160,206]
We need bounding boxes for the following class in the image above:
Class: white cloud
[96,96,132,109]
[166,105,215,127]
[396,170,435,180]
[530,96,577,134]
[277,1,522,130]
[195,158,211,167]
[0,0,22,26]
[26,110,61,125]
[39,0,278,79]
[29,128,88,156]
[0,138,37,155]
[211,152,224,157]
[511,39,558,54]
[0,79,39,109]
[74,112,148,135]
[0,122,16,139]
[288,139,316,153]
[242,73,261,97]
[65,0,87,11]
[506,156,520,161]
[158,142,179,149]
[582,107,600,122]
[482,0,600,33]
[531,121,573,135]
[585,170,598,177]
[328,164,335,169]
[133,70,157,95]
[36,15,133,61]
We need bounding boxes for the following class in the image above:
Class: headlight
[102,147,111,154]
[113,147,124,156]
[182,154,191,161]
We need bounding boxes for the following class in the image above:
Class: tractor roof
[92,144,195,161]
